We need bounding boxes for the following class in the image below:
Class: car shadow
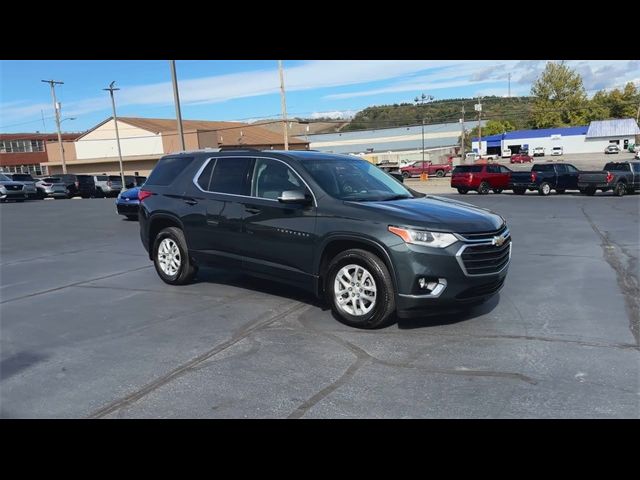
[192,266,500,330]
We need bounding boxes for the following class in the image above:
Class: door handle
[245,207,261,214]
[184,199,198,206]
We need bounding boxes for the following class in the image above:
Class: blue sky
[1,60,638,133]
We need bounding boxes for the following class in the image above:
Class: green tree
[530,62,589,128]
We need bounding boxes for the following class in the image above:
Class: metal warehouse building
[472,118,640,156]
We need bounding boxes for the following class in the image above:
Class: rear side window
[208,157,252,195]
[453,166,482,173]
[532,164,553,172]
[146,156,194,186]
[604,162,628,171]
[196,159,216,191]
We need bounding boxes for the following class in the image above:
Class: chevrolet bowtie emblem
[492,235,505,247]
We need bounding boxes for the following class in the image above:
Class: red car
[401,160,452,178]
[451,164,512,194]
[510,153,533,164]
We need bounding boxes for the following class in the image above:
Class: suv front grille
[457,236,511,276]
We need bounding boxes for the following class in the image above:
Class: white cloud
[309,110,357,119]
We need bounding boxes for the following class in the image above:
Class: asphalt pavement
[1,193,638,418]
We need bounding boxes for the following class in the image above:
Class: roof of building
[0,132,81,141]
[473,126,589,143]
[586,118,640,138]
[76,117,307,146]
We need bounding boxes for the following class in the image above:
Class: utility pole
[278,60,289,150]
[475,97,483,156]
[414,92,433,178]
[169,60,186,151]
[103,81,126,191]
[460,105,465,163]
[41,80,66,174]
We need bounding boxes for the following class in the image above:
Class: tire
[614,182,626,197]
[513,187,526,195]
[436,170,444,177]
[457,188,468,194]
[555,189,565,194]
[585,187,596,196]
[402,171,410,179]
[538,182,551,196]
[478,182,490,195]
[326,249,395,329]
[493,189,503,194]
[96,188,105,198]
[153,227,197,285]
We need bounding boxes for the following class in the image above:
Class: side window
[565,164,577,173]
[146,156,194,186]
[555,164,567,174]
[486,165,498,173]
[196,159,216,191]
[632,163,640,173]
[499,166,511,173]
[209,157,252,195]
[252,158,303,200]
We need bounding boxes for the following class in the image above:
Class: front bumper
[1,191,27,200]
[389,238,511,318]
[116,201,140,216]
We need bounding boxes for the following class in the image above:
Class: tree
[530,62,589,128]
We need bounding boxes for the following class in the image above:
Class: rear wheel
[402,171,410,179]
[513,187,526,195]
[538,182,551,196]
[326,249,395,329]
[153,227,197,285]
[614,182,626,197]
[436,170,444,177]
[478,182,490,195]
[457,188,468,194]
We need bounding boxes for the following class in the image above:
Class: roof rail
[217,147,263,152]
[170,147,221,154]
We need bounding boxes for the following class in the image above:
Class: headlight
[388,226,458,248]
[0,186,6,193]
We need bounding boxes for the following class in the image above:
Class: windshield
[299,156,414,201]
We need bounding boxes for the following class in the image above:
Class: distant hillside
[251,119,349,136]
[344,96,535,132]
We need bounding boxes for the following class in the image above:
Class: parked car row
[451,160,640,196]
[0,173,146,201]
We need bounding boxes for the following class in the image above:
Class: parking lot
[1,192,638,418]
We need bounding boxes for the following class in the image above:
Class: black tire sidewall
[615,183,625,196]
[326,250,395,329]
[457,188,467,194]
[153,227,193,285]
[478,182,489,194]
[539,182,551,196]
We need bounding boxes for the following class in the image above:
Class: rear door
[240,157,317,288]
[485,164,501,187]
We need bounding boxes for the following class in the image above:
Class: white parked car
[551,146,563,156]
[533,147,545,157]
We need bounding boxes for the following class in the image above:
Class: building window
[0,139,45,153]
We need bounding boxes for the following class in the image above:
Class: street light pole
[41,80,66,174]
[414,93,433,178]
[169,60,186,151]
[103,81,126,191]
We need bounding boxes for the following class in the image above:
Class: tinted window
[555,164,567,173]
[486,165,499,173]
[565,164,578,173]
[77,176,94,184]
[146,156,194,186]
[532,164,553,172]
[252,158,303,200]
[96,175,108,181]
[632,163,640,173]
[604,162,629,171]
[10,174,34,181]
[208,157,252,195]
[196,159,215,191]
[453,165,482,173]
[499,166,512,173]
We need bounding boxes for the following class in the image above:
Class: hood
[120,187,140,200]
[346,195,504,233]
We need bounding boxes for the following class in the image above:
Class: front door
[241,157,317,289]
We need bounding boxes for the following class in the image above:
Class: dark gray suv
[139,150,511,329]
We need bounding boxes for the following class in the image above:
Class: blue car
[115,187,140,220]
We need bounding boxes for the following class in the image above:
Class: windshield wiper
[381,194,412,201]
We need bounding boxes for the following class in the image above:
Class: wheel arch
[147,213,185,260]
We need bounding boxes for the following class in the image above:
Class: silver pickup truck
[93,175,123,197]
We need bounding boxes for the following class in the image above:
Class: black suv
[139,150,511,328]
[52,174,97,198]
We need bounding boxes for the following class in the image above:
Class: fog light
[417,277,447,297]
[418,277,427,289]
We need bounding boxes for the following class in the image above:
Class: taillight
[606,172,614,183]
[531,172,537,182]
[138,190,152,201]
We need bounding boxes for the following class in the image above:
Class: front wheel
[402,172,410,179]
[326,249,395,329]
[457,188,468,194]
[435,170,444,177]
[538,182,551,196]
[614,182,626,197]
[477,182,490,195]
[153,227,197,285]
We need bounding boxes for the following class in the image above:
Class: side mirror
[277,190,311,205]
